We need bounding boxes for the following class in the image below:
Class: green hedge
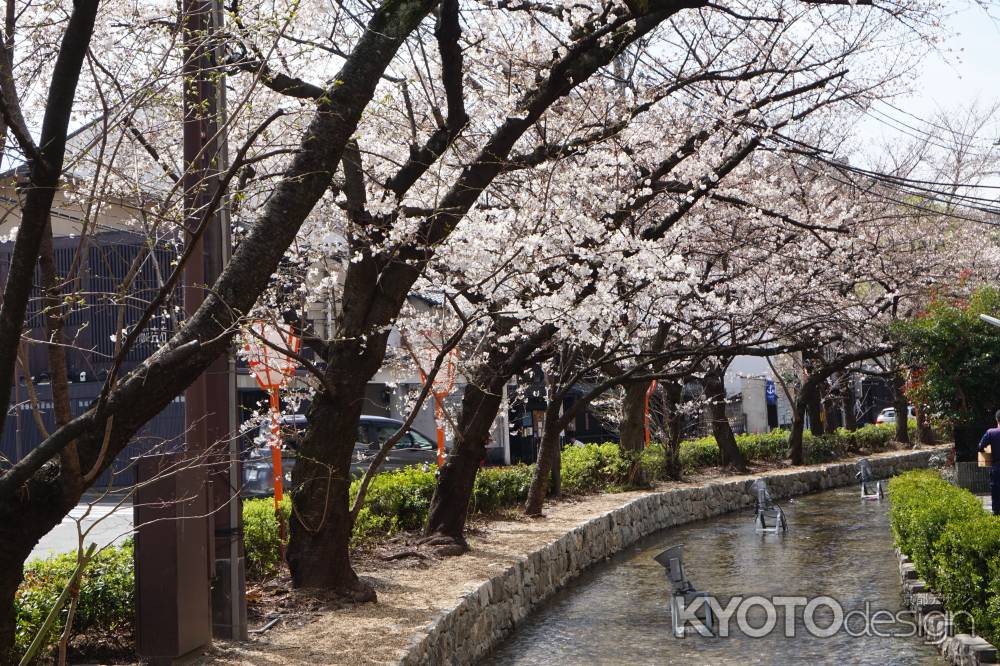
[350,465,436,545]
[469,464,534,514]
[561,442,635,493]
[14,542,134,662]
[888,470,983,584]
[243,464,537,566]
[241,425,904,577]
[888,470,1000,641]
[674,423,901,473]
[349,463,535,547]
[13,421,916,659]
[243,495,292,580]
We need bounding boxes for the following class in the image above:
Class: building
[0,174,184,486]
[0,177,516,480]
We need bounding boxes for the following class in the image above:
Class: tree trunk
[620,380,650,452]
[621,379,653,486]
[525,392,565,516]
[551,443,562,496]
[0,478,79,661]
[422,380,503,547]
[842,381,858,432]
[893,372,910,445]
[807,389,824,437]
[286,330,391,597]
[0,562,20,665]
[822,397,837,434]
[424,325,554,545]
[286,388,371,597]
[39,219,82,492]
[661,380,683,480]
[703,368,747,472]
[788,396,808,465]
[787,376,819,465]
[916,403,934,445]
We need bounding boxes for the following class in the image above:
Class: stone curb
[894,549,1000,665]
[400,446,950,665]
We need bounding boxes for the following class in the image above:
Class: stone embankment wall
[401,446,949,665]
[895,548,999,664]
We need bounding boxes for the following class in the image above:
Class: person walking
[977,410,1000,516]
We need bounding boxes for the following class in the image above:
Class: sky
[854,2,1000,166]
[727,4,1000,389]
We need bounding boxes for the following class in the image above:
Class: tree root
[336,578,377,603]
[378,549,431,561]
[418,534,469,556]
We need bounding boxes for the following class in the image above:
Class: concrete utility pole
[181,0,247,640]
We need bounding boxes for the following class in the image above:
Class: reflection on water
[485,487,944,665]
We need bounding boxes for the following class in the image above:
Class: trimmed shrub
[346,463,537,546]
[247,465,540,558]
[15,542,134,661]
[471,464,533,514]
[238,426,914,582]
[243,496,291,580]
[735,430,790,462]
[347,466,436,546]
[888,470,983,585]
[678,435,723,471]
[672,423,898,473]
[888,469,1000,644]
[561,443,632,493]
[933,516,1000,638]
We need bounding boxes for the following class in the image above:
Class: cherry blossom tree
[0,0,957,652]
[0,0,441,652]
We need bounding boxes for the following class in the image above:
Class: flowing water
[485,487,945,665]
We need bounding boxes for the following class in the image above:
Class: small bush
[561,443,632,493]
[349,466,436,539]
[243,496,291,580]
[678,435,721,471]
[672,423,899,472]
[471,465,533,514]
[888,470,985,584]
[888,469,1000,644]
[933,516,1000,638]
[736,430,790,462]
[15,542,134,661]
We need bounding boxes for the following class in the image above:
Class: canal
[485,486,944,665]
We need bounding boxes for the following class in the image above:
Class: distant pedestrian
[977,409,1000,516]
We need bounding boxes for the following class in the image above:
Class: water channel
[485,486,945,665]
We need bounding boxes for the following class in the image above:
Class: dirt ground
[186,446,927,666]
[194,489,666,666]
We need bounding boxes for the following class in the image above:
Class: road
[30,492,134,561]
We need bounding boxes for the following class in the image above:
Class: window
[372,424,402,446]
[359,422,434,450]
[407,429,435,450]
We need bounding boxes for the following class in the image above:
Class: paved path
[30,493,133,561]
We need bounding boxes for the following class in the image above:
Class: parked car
[242,414,442,497]
[875,406,916,425]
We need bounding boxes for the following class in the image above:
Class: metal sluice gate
[751,479,787,533]
[655,544,715,637]
[856,458,886,500]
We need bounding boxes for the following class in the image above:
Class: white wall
[741,377,769,434]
